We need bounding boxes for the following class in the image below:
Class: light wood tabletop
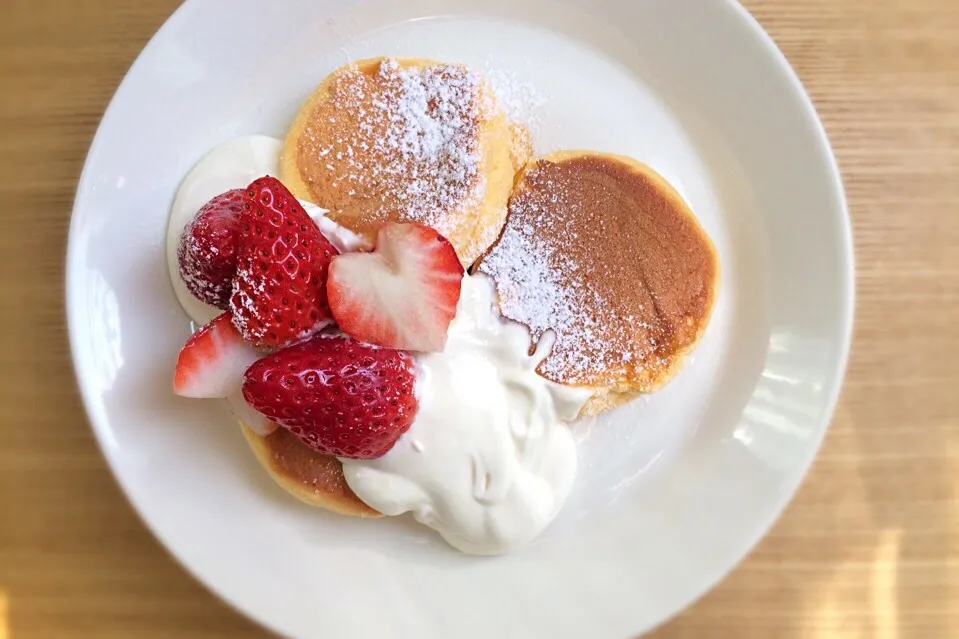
[1,1,956,637]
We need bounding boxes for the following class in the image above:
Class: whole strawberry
[230,177,339,350]
[177,189,245,309]
[242,334,418,459]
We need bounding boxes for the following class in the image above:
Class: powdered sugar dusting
[485,66,546,133]
[179,230,225,302]
[481,219,602,379]
[301,59,492,239]
[478,162,670,385]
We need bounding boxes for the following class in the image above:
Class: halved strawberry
[327,222,464,352]
[243,334,418,459]
[230,177,339,350]
[173,312,260,398]
[177,189,245,309]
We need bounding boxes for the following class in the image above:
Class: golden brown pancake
[508,122,534,173]
[280,57,520,265]
[241,425,378,518]
[474,150,720,415]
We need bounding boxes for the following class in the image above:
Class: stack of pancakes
[248,57,719,516]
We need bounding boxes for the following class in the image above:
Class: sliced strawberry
[327,222,463,352]
[230,177,339,350]
[177,189,245,309]
[242,334,418,459]
[173,312,260,398]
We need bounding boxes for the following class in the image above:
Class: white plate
[66,0,853,637]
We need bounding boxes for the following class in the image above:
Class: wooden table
[1,1,956,637]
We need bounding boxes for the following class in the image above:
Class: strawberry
[177,189,245,309]
[242,334,418,459]
[230,177,339,350]
[173,312,260,398]
[327,222,463,352]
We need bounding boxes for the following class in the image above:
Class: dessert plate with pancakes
[66,1,853,638]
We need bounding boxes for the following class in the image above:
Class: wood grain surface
[1,1,957,637]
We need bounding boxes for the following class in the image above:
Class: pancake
[474,150,720,415]
[508,122,534,174]
[280,57,520,266]
[241,425,378,518]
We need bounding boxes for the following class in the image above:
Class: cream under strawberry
[167,136,591,554]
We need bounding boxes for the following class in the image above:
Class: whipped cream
[341,275,591,554]
[168,136,590,555]
[166,135,368,326]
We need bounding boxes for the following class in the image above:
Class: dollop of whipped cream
[168,135,590,555]
[341,275,591,554]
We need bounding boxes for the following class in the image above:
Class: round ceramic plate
[66,0,853,637]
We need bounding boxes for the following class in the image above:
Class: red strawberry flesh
[327,222,463,352]
[177,189,245,309]
[242,334,418,459]
[230,177,339,350]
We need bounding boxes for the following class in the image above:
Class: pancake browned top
[281,57,519,264]
[475,151,719,405]
[242,426,378,517]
